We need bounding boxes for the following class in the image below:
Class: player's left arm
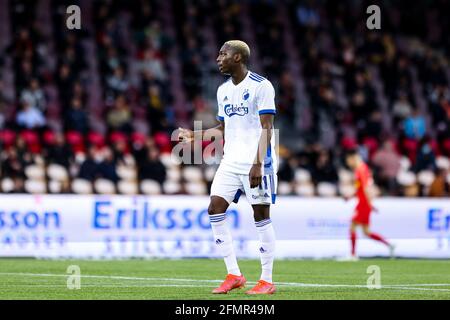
[250,114,274,188]
[249,80,276,188]
[363,175,378,212]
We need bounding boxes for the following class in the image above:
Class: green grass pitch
[0,258,450,300]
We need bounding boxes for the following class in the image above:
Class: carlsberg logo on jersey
[224,103,249,117]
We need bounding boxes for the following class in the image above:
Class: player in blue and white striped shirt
[178,40,277,295]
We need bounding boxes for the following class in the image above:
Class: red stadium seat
[131,132,146,145]
[66,131,85,153]
[442,138,450,157]
[20,130,41,153]
[43,130,56,146]
[154,131,171,153]
[20,130,39,145]
[401,138,418,163]
[87,132,105,147]
[66,131,84,145]
[341,136,357,150]
[0,129,16,147]
[109,131,128,144]
[429,139,440,156]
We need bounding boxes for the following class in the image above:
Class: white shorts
[210,165,277,205]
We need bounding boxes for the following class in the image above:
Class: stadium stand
[0,0,449,197]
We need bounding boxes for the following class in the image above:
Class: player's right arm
[177,121,224,143]
[178,86,226,143]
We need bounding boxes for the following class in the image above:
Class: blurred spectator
[107,95,133,134]
[277,72,297,125]
[363,111,383,138]
[78,146,102,181]
[403,108,426,140]
[0,102,5,130]
[98,147,119,183]
[428,169,449,197]
[47,133,72,168]
[16,95,46,129]
[296,1,320,28]
[20,78,46,113]
[64,98,90,134]
[138,147,166,186]
[427,84,450,124]
[138,48,167,82]
[56,64,76,108]
[392,93,413,127]
[192,95,216,129]
[1,147,25,180]
[106,66,129,99]
[278,155,299,182]
[312,150,338,184]
[146,84,168,133]
[414,137,437,172]
[372,140,401,193]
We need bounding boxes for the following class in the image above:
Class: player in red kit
[344,149,395,260]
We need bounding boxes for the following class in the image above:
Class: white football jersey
[216,71,277,175]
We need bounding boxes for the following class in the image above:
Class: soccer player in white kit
[178,40,277,294]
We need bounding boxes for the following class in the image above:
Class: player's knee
[208,198,228,215]
[207,203,219,215]
[252,205,270,222]
[253,212,265,222]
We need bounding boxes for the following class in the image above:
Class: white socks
[209,213,241,276]
[255,219,276,283]
[209,214,275,283]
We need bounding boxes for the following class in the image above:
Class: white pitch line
[381,286,450,292]
[2,284,212,288]
[0,272,450,292]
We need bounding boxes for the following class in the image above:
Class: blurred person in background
[312,150,338,184]
[78,146,102,182]
[0,96,5,129]
[1,147,25,180]
[20,78,46,114]
[428,168,449,197]
[107,95,133,134]
[372,140,401,194]
[343,149,394,260]
[146,84,169,134]
[57,64,76,108]
[0,147,26,193]
[64,97,90,135]
[106,66,129,100]
[46,133,72,169]
[392,93,412,128]
[138,147,166,187]
[403,108,426,140]
[414,137,437,172]
[98,147,119,183]
[15,94,46,130]
[277,153,298,183]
